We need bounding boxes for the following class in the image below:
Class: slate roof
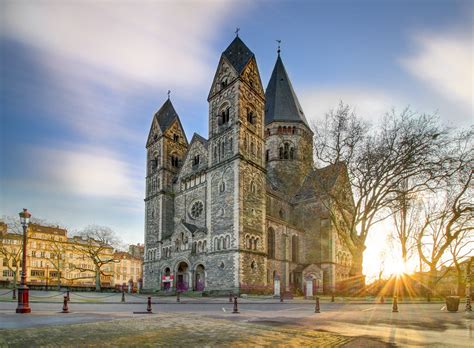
[293,163,346,202]
[222,36,254,75]
[190,133,209,149]
[264,55,310,128]
[154,99,179,132]
[182,221,207,236]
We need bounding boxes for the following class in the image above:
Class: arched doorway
[176,261,189,292]
[162,267,171,291]
[194,265,205,291]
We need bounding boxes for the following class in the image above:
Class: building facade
[0,223,139,289]
[143,37,352,295]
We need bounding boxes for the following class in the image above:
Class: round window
[190,201,204,219]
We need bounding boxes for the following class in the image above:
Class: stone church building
[143,36,352,295]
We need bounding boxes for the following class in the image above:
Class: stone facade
[143,37,352,295]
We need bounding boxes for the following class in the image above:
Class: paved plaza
[0,290,472,347]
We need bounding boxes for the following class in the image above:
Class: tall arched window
[291,235,298,262]
[267,228,275,259]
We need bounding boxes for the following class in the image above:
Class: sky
[1,0,472,280]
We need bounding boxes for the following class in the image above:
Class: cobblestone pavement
[0,313,354,347]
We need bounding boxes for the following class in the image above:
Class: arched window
[250,142,255,155]
[278,126,282,134]
[291,235,298,262]
[266,150,269,162]
[289,147,295,160]
[255,238,259,250]
[225,235,230,249]
[171,155,179,168]
[246,108,255,124]
[250,181,256,194]
[292,126,296,134]
[203,241,207,251]
[220,78,228,89]
[267,228,275,259]
[217,238,222,250]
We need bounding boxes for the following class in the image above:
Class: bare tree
[416,129,473,293]
[0,217,23,287]
[72,225,121,291]
[313,103,448,283]
[449,230,473,295]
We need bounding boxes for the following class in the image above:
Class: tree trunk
[95,267,101,292]
[348,248,366,293]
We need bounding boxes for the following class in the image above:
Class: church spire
[264,54,310,128]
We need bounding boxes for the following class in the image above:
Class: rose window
[190,201,204,219]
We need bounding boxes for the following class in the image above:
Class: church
[143,36,352,295]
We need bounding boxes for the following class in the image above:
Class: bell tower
[206,36,267,291]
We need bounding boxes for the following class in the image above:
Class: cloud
[299,87,401,125]
[24,145,143,203]
[1,1,241,90]
[400,32,472,111]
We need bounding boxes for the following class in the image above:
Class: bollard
[177,291,180,303]
[12,288,16,300]
[392,295,399,313]
[121,290,125,303]
[147,296,152,313]
[229,292,233,303]
[62,295,69,313]
[232,296,239,314]
[280,291,284,303]
[427,292,431,302]
[380,295,385,304]
[66,290,70,302]
[466,295,472,312]
[315,296,320,313]
[331,293,335,302]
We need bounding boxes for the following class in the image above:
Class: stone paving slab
[0,313,353,347]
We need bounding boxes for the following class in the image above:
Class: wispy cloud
[299,88,401,125]
[400,32,472,111]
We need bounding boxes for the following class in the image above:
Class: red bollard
[177,291,180,303]
[12,288,16,300]
[62,295,69,313]
[315,296,320,313]
[147,296,152,313]
[121,290,125,303]
[229,292,233,303]
[392,295,399,313]
[232,296,239,314]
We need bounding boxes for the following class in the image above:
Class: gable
[208,56,238,100]
[178,135,209,180]
[241,57,264,96]
[146,117,162,148]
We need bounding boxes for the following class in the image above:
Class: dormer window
[193,155,200,166]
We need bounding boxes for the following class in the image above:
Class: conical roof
[154,99,179,132]
[264,55,309,128]
[222,36,254,75]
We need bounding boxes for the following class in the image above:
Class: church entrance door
[194,264,205,291]
[176,262,189,292]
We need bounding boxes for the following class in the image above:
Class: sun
[391,261,408,276]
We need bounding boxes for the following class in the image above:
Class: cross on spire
[235,27,240,37]
[276,40,281,56]
[167,90,171,100]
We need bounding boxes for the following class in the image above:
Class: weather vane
[276,40,281,55]
[235,27,240,37]
[167,90,171,100]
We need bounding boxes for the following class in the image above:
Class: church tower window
[267,228,275,259]
[173,134,179,142]
[246,108,255,124]
[193,155,200,166]
[171,155,179,168]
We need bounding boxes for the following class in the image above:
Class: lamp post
[16,208,31,313]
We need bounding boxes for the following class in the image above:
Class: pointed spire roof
[264,55,310,128]
[154,98,179,132]
[222,36,254,75]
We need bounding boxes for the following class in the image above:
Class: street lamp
[16,208,31,313]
